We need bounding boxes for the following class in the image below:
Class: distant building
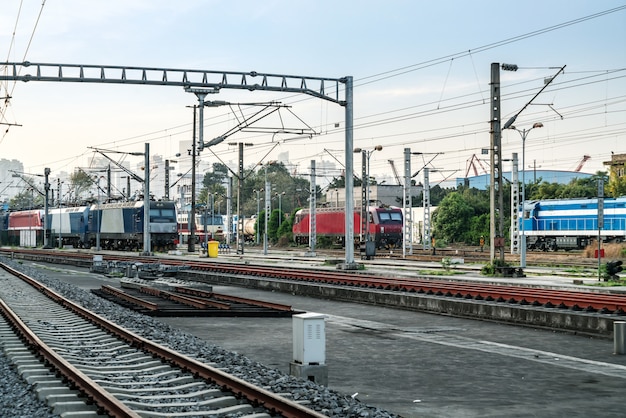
[456,170,594,189]
[603,153,626,182]
[0,158,24,201]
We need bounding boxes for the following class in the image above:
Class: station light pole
[507,122,543,268]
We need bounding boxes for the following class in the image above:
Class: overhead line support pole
[142,143,151,255]
[341,76,357,269]
[489,63,504,265]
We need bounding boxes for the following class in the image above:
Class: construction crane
[574,155,591,172]
[465,154,489,177]
[388,160,401,185]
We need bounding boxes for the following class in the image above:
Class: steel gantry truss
[0,62,359,266]
[0,62,346,104]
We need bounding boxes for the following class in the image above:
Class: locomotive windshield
[378,211,402,223]
[199,213,224,226]
[150,208,177,223]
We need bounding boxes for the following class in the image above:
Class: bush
[481,258,510,276]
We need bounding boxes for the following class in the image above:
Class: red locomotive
[292,205,403,249]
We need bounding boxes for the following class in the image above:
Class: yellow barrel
[208,240,219,258]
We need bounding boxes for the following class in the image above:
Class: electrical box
[292,312,326,365]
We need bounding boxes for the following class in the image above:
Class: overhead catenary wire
[0,5,624,177]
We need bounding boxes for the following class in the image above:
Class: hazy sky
[1,0,625,188]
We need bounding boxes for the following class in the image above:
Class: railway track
[0,261,326,418]
[3,248,625,332]
[191,261,626,314]
[93,281,301,317]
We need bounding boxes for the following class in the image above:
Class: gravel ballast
[0,257,398,418]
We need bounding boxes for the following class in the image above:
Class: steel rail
[0,279,141,418]
[4,248,624,312]
[101,285,159,311]
[175,286,295,311]
[0,261,328,418]
[183,259,626,313]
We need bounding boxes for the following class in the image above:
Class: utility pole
[43,168,51,248]
[189,106,197,254]
[238,142,244,255]
[307,160,317,256]
[510,153,520,255]
[142,143,151,255]
[403,148,412,258]
[489,62,505,265]
[423,168,431,252]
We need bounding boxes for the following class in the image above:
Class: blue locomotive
[2,200,178,251]
[522,197,626,251]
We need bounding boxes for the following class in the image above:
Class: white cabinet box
[292,312,326,365]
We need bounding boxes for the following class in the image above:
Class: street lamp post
[508,122,543,268]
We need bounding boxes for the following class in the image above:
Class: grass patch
[586,279,626,287]
[419,269,466,276]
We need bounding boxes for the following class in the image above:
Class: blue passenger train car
[522,197,626,251]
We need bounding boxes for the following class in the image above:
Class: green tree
[431,186,491,245]
[607,175,626,197]
[529,172,609,200]
[327,174,362,190]
[277,209,294,244]
[432,192,474,243]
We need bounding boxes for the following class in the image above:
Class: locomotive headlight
[381,227,385,233]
